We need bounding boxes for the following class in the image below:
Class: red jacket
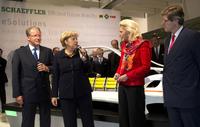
[116,39,152,86]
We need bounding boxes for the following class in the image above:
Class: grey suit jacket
[163,28,200,108]
[12,45,53,103]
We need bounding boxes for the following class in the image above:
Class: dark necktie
[155,47,159,59]
[33,48,38,60]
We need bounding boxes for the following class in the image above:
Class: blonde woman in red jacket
[114,19,152,127]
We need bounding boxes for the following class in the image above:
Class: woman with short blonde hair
[60,31,78,47]
[52,31,94,127]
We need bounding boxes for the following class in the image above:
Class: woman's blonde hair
[120,19,141,41]
[60,31,78,47]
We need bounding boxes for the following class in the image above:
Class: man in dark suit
[151,34,164,67]
[88,48,98,77]
[108,39,120,77]
[148,34,165,87]
[161,5,200,127]
[0,48,8,114]
[12,26,53,127]
[52,47,60,56]
[92,48,109,77]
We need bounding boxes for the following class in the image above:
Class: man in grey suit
[12,26,53,127]
[161,5,200,127]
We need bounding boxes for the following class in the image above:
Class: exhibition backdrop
[0,1,121,59]
[0,1,122,84]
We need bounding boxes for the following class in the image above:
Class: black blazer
[91,57,109,77]
[163,28,200,108]
[108,52,120,77]
[151,44,164,67]
[12,45,53,103]
[0,57,8,84]
[52,49,92,99]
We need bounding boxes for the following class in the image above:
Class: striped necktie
[33,48,38,60]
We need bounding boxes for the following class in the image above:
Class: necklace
[65,49,74,57]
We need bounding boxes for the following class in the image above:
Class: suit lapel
[164,36,170,64]
[39,46,46,63]
[165,28,185,65]
[25,45,38,64]
[159,44,164,58]
[152,48,156,59]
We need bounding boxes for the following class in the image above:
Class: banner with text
[0,1,120,59]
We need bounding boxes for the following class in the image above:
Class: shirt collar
[29,44,39,51]
[173,26,183,38]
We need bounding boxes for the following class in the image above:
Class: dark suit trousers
[118,85,145,127]
[22,101,51,127]
[0,83,6,113]
[167,107,200,127]
[60,93,94,127]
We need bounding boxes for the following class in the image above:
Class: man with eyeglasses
[12,26,53,127]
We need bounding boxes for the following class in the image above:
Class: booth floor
[0,114,119,127]
[0,113,10,127]
[0,80,167,127]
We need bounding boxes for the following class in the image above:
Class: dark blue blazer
[151,44,164,67]
[108,52,120,77]
[0,57,8,84]
[163,28,200,108]
[52,49,92,99]
[91,57,109,77]
[12,45,53,103]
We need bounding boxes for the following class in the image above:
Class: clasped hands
[114,73,128,82]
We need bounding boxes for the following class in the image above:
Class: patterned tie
[33,48,38,60]
[99,57,103,64]
[168,34,176,53]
